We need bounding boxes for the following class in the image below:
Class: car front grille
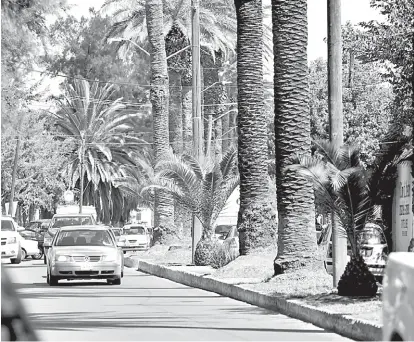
[1,239,6,246]
[128,240,137,244]
[72,256,101,262]
[74,271,99,276]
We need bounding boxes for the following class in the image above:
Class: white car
[122,224,151,251]
[382,252,414,341]
[1,216,24,264]
[20,236,42,260]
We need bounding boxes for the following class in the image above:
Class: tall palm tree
[145,0,175,241]
[272,0,321,274]
[53,78,143,223]
[234,0,277,255]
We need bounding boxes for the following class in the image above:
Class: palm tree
[290,140,382,255]
[145,0,175,241]
[153,147,239,236]
[234,0,277,255]
[53,78,144,223]
[272,0,320,274]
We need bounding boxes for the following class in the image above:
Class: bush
[194,238,221,266]
[210,243,239,269]
[337,254,378,297]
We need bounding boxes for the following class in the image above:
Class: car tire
[121,271,124,278]
[32,250,43,260]
[49,275,58,286]
[21,249,27,260]
[112,277,121,285]
[43,254,47,264]
[46,271,50,285]
[10,249,22,264]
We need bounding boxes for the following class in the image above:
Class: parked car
[222,225,239,255]
[46,225,124,286]
[214,224,234,242]
[109,227,130,254]
[382,252,414,341]
[325,223,388,279]
[1,216,24,264]
[122,224,151,251]
[43,213,96,264]
[19,231,43,260]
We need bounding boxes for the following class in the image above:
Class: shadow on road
[27,312,329,334]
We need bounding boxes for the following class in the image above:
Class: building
[392,160,413,252]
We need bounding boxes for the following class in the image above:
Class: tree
[52,78,143,223]
[272,0,320,274]
[150,147,239,264]
[234,0,277,255]
[145,0,176,242]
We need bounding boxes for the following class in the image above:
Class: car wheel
[21,249,27,260]
[46,271,50,285]
[49,275,58,286]
[112,277,121,285]
[32,249,43,260]
[10,249,22,264]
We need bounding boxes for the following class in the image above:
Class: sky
[67,0,384,61]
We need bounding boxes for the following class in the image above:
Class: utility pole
[191,0,203,263]
[327,0,347,287]
[79,134,85,214]
[9,135,21,218]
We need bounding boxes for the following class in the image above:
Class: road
[3,259,352,341]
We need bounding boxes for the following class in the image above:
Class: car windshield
[51,216,94,228]
[358,229,385,244]
[55,230,114,247]
[124,227,145,235]
[1,220,15,231]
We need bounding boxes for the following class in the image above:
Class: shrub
[210,243,239,269]
[337,254,378,297]
[194,238,221,266]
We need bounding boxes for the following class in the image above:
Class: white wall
[392,161,413,252]
[215,186,240,226]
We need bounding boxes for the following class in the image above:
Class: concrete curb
[138,260,382,341]
[124,256,139,269]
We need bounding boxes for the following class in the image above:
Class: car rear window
[51,216,94,228]
[1,220,14,231]
[125,227,146,235]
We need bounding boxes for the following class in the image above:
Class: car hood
[52,246,116,255]
[0,231,18,238]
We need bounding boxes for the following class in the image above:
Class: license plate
[80,263,91,270]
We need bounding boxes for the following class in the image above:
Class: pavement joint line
[135,260,382,342]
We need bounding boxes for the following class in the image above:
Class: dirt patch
[212,246,276,281]
[128,243,192,265]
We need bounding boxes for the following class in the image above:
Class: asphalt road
[3,259,352,341]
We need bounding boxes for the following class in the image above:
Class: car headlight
[55,255,71,262]
[102,252,118,262]
[7,237,17,244]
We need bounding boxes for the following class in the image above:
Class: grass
[127,239,382,325]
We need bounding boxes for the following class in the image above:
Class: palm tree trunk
[146,0,175,243]
[235,0,277,255]
[182,76,193,154]
[168,70,183,154]
[272,0,321,273]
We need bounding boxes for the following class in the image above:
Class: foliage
[309,53,395,166]
[209,243,240,269]
[149,147,239,236]
[289,140,381,255]
[194,238,222,267]
[1,112,72,212]
[52,78,145,223]
[359,0,413,122]
[337,254,378,297]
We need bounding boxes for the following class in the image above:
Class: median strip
[135,260,382,341]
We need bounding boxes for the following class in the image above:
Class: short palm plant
[289,140,379,296]
[143,146,239,264]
